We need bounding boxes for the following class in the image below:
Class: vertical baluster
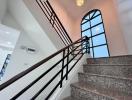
[86,37,88,54]
[86,37,90,54]
[60,50,65,88]
[66,47,69,80]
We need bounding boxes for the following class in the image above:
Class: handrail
[36,0,73,46]
[0,36,89,100]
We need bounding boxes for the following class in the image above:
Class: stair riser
[71,86,114,100]
[83,65,132,78]
[78,73,132,95]
[87,57,132,64]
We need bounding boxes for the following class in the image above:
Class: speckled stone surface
[63,55,132,100]
[78,73,132,95]
[83,65,132,78]
[63,96,78,100]
[71,82,132,100]
[87,55,132,65]
[71,83,115,100]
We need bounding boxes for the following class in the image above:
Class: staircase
[63,55,132,100]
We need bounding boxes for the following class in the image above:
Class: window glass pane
[82,21,90,31]
[82,19,88,23]
[90,48,93,57]
[93,45,109,58]
[90,12,95,18]
[89,38,92,47]
[82,29,91,37]
[94,11,100,16]
[93,34,106,46]
[91,15,102,26]
[81,10,109,58]
[85,15,90,20]
[91,24,104,36]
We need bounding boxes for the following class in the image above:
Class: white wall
[0,5,63,100]
[115,0,132,54]
[1,12,44,82]
[0,0,7,23]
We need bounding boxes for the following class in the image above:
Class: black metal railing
[0,36,89,100]
[36,0,73,46]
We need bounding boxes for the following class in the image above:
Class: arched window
[81,9,110,58]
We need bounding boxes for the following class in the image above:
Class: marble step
[87,55,132,65]
[78,73,132,95]
[70,82,132,100]
[83,64,132,78]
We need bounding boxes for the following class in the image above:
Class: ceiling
[54,0,107,19]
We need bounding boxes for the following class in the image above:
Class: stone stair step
[71,82,132,100]
[83,64,132,78]
[78,73,132,95]
[63,96,78,100]
[87,55,132,65]
[71,82,115,100]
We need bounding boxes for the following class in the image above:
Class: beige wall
[114,0,132,54]
[51,0,128,56]
[49,0,75,40]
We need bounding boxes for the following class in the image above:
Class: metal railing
[36,0,73,46]
[0,36,89,100]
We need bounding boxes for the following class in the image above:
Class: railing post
[66,47,69,80]
[86,37,90,54]
[60,50,65,88]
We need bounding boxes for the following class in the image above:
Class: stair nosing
[83,64,132,66]
[71,82,116,100]
[87,55,132,60]
[78,72,132,81]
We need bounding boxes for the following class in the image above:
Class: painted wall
[36,0,128,56]
[76,0,127,56]
[0,0,7,23]
[1,12,44,82]
[0,11,62,100]
[114,0,132,54]
[49,0,75,41]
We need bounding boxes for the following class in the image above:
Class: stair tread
[79,72,132,81]
[87,55,132,59]
[63,96,78,100]
[71,82,132,100]
[83,64,132,66]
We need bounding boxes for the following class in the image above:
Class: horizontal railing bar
[46,52,84,99]
[31,68,62,100]
[0,36,87,91]
[68,54,84,73]
[46,1,72,43]
[40,0,72,45]
[10,42,83,99]
[36,0,68,46]
[32,49,83,99]
[0,0,91,99]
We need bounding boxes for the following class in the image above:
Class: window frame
[81,9,110,58]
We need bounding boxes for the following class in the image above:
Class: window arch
[81,9,110,58]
